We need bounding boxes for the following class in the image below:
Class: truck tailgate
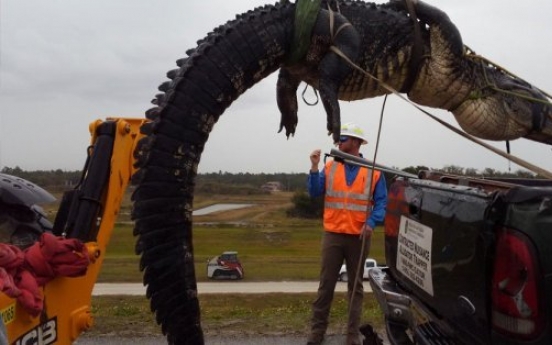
[385,179,494,343]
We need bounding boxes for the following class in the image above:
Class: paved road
[82,282,380,345]
[92,281,372,295]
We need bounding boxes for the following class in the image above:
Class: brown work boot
[359,323,384,345]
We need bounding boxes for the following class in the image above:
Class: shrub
[287,191,323,218]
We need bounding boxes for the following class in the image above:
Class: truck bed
[371,172,552,344]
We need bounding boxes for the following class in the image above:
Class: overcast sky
[1,0,551,174]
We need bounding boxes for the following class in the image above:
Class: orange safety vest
[323,160,381,235]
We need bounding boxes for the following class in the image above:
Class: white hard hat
[340,122,368,144]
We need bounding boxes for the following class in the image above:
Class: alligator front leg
[276,68,301,138]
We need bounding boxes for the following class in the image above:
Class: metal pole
[326,148,418,179]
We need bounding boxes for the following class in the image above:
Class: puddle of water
[193,203,253,216]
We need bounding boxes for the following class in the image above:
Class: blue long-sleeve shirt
[307,162,387,229]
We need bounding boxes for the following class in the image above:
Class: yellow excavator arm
[0,117,147,344]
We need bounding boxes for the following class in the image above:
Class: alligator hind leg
[319,68,343,144]
[276,68,301,138]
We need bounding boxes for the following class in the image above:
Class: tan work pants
[309,231,371,343]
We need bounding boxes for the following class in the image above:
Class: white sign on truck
[396,215,434,296]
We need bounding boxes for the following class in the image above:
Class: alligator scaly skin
[131,1,551,343]
[132,3,295,344]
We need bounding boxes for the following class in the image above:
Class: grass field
[99,224,385,282]
[84,191,386,338]
[98,191,385,282]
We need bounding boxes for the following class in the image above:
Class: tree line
[2,164,543,219]
[0,164,541,192]
[0,166,311,193]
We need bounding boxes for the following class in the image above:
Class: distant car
[207,251,244,280]
[338,258,381,282]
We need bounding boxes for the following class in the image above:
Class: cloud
[1,0,551,175]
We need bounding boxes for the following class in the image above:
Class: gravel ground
[74,326,391,345]
[75,334,349,344]
[75,333,390,344]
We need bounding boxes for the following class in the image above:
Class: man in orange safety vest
[306,122,387,345]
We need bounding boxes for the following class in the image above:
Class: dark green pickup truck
[370,171,552,345]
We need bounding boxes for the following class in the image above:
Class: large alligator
[130,0,552,343]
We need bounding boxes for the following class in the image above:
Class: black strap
[400,0,425,93]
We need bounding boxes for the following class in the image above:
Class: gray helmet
[0,173,56,248]
[0,173,55,207]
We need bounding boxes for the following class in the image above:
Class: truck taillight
[491,228,545,340]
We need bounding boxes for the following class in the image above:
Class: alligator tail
[131,3,294,344]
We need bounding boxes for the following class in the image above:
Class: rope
[464,45,552,101]
[290,1,552,177]
[347,95,388,326]
[308,0,552,336]
[330,3,552,328]
[400,0,425,93]
[328,44,552,179]
[301,83,319,105]
[457,47,552,136]
[473,52,552,133]
[341,0,406,328]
